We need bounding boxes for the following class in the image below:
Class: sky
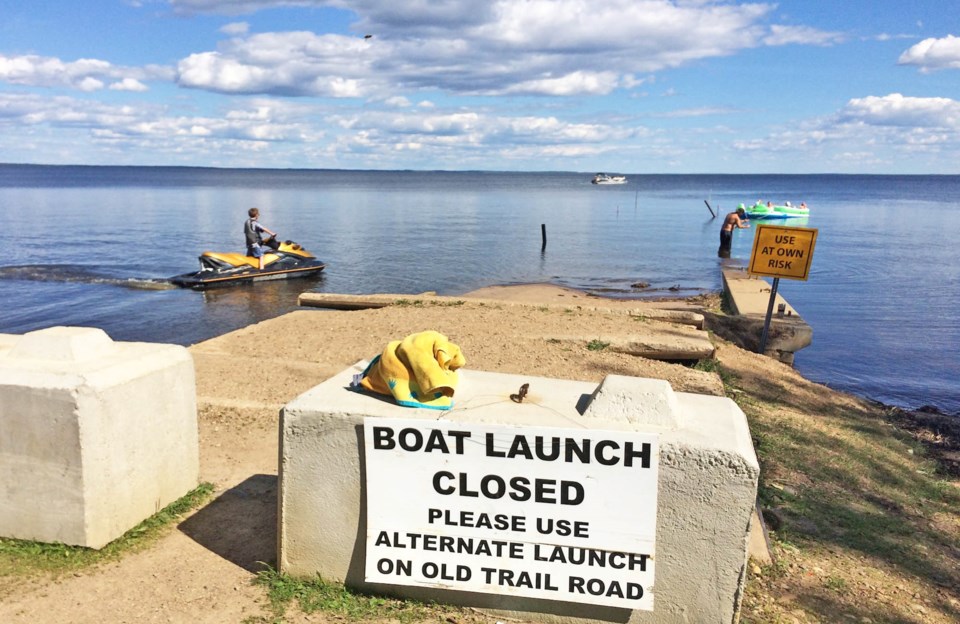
[1,0,959,173]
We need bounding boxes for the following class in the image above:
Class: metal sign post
[758,277,780,354]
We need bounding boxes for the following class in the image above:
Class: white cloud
[0,92,316,144]
[0,90,642,167]
[763,25,846,46]
[898,35,960,72]
[839,93,960,128]
[77,76,106,91]
[621,74,652,89]
[0,93,145,128]
[169,0,321,15]
[501,71,620,96]
[383,96,412,108]
[109,78,149,92]
[176,32,378,96]
[0,54,172,91]
[657,106,738,118]
[730,93,960,171]
[220,22,250,35]
[169,1,844,98]
[871,33,914,42]
[326,108,640,156]
[734,94,960,155]
[312,105,647,168]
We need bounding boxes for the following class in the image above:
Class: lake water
[1,165,957,415]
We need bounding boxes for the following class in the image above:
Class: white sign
[363,418,659,609]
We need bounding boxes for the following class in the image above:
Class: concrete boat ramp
[299,291,715,362]
[300,274,813,366]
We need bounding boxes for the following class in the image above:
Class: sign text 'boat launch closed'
[362,418,660,609]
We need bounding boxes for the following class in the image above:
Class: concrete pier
[721,267,812,365]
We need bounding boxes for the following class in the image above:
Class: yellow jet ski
[170,236,325,290]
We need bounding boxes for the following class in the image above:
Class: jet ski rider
[244,207,278,270]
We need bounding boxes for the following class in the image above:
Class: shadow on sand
[178,474,278,571]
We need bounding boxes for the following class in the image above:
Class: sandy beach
[1,284,957,623]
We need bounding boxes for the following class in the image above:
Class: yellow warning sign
[748,224,818,280]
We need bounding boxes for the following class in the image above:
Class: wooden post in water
[541,224,547,251]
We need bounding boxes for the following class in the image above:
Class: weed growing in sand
[824,575,848,593]
[253,566,450,622]
[586,339,610,351]
[692,357,735,389]
[394,299,465,308]
[693,357,721,373]
[0,482,214,577]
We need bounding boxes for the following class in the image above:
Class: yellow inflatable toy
[355,330,465,410]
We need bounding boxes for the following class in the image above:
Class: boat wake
[0,265,177,290]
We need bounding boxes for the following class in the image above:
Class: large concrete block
[279,363,759,624]
[0,327,199,549]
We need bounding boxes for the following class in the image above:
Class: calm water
[1,165,957,415]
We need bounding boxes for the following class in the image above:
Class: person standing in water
[718,206,750,258]
[244,207,277,270]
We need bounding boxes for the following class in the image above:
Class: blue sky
[1,0,958,173]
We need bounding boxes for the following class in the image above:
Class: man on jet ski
[244,207,278,270]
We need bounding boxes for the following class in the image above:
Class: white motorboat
[591,173,627,185]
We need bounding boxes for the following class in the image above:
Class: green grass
[586,339,610,351]
[739,383,960,602]
[0,482,214,577]
[253,566,449,622]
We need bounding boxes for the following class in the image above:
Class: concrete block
[0,327,199,549]
[279,363,759,624]
[585,374,683,428]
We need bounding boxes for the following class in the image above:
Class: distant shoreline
[3,162,959,177]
